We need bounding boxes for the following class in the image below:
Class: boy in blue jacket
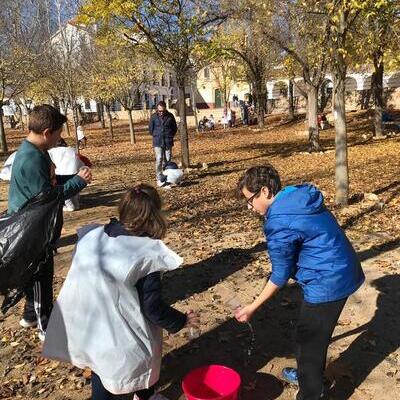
[235,164,364,400]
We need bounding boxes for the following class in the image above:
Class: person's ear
[261,187,271,199]
[42,128,52,139]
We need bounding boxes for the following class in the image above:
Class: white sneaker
[63,199,76,212]
[37,330,46,342]
[157,181,172,189]
[19,318,37,328]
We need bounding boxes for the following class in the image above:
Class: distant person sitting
[198,116,208,132]
[206,114,215,130]
[382,107,400,130]
[163,161,184,186]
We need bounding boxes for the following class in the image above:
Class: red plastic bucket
[182,365,241,400]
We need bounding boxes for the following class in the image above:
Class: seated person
[382,107,400,130]
[198,116,208,132]
[163,161,183,186]
[206,114,215,130]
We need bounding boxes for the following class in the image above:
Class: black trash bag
[0,189,62,313]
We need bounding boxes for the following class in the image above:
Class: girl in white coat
[43,184,198,400]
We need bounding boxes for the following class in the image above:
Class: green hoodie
[8,140,86,214]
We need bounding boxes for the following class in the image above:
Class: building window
[204,67,210,79]
[161,75,166,86]
[84,99,91,110]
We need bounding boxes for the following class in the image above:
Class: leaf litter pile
[0,111,399,400]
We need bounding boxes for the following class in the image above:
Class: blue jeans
[154,147,171,181]
[91,372,154,400]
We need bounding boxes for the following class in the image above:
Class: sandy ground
[0,113,399,399]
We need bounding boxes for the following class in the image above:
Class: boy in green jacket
[8,104,92,340]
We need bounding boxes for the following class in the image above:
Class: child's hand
[185,310,200,327]
[235,304,255,323]
[78,167,92,183]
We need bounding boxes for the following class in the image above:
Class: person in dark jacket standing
[148,101,178,188]
[235,164,365,400]
[8,104,92,341]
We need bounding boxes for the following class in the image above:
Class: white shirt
[164,168,183,184]
[48,147,84,175]
[0,152,17,181]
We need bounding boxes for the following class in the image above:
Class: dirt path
[0,115,399,399]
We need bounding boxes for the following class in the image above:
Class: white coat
[42,224,183,394]
[0,151,16,181]
[48,147,85,176]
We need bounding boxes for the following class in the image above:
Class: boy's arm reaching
[236,228,300,323]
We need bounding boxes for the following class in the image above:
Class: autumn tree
[80,0,227,168]
[258,0,333,150]
[213,7,280,128]
[360,1,400,137]
[0,0,47,153]
[210,58,243,106]
[85,32,156,144]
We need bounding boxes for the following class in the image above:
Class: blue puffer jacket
[148,111,178,148]
[264,184,365,303]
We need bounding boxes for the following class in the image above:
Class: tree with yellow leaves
[357,1,400,137]
[0,1,45,153]
[79,0,228,168]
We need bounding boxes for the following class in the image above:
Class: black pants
[22,253,54,332]
[296,297,347,400]
[91,372,155,400]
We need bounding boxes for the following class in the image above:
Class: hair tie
[133,186,141,194]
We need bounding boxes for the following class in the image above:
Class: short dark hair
[118,183,167,239]
[157,101,167,108]
[237,164,282,198]
[28,104,67,134]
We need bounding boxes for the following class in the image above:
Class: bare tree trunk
[99,102,106,128]
[106,105,114,140]
[254,82,265,128]
[128,109,136,144]
[334,67,349,206]
[0,103,8,153]
[177,76,190,168]
[372,51,384,137]
[190,81,199,133]
[307,85,321,152]
[288,79,295,121]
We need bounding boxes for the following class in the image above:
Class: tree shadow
[357,237,400,262]
[163,241,266,304]
[79,188,125,210]
[341,181,400,230]
[326,274,400,399]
